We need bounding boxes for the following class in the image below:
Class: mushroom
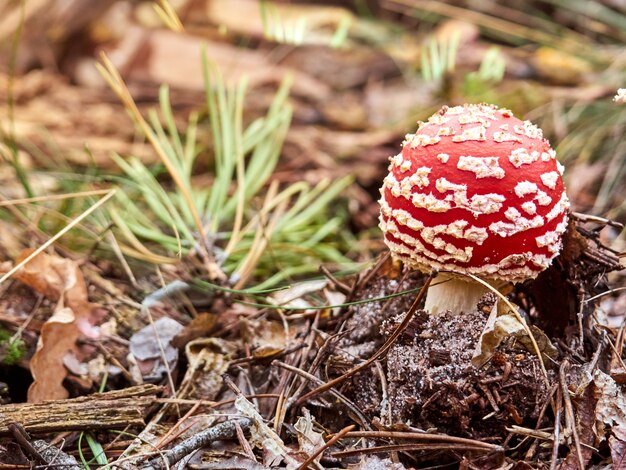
[379,103,569,314]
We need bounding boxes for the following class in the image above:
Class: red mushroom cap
[379,103,569,282]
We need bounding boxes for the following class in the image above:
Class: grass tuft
[99,51,353,287]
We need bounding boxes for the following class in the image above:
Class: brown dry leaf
[242,318,294,360]
[15,249,103,338]
[189,454,268,470]
[0,70,155,169]
[172,313,218,348]
[128,317,183,381]
[0,220,25,260]
[294,409,325,466]
[532,47,593,86]
[348,455,407,470]
[15,251,72,300]
[235,394,300,468]
[106,26,330,101]
[472,310,557,367]
[594,370,626,441]
[177,338,236,400]
[378,255,403,279]
[610,435,626,468]
[27,307,77,403]
[0,0,116,70]
[15,250,103,402]
[207,0,353,44]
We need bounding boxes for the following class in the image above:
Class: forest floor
[0,0,625,468]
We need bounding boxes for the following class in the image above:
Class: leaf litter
[13,250,105,402]
[1,1,626,468]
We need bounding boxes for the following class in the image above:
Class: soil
[309,217,623,468]
[382,306,551,437]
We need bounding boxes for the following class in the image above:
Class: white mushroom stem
[424,273,497,315]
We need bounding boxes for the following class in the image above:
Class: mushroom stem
[424,273,494,315]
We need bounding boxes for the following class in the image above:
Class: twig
[584,287,626,303]
[272,360,372,430]
[281,311,322,413]
[506,426,552,440]
[0,189,112,207]
[155,402,201,450]
[324,267,411,380]
[0,189,116,287]
[319,265,351,295]
[141,418,252,469]
[9,424,81,470]
[560,361,584,470]
[32,439,81,470]
[570,211,624,229]
[296,424,355,470]
[332,443,497,458]
[296,272,434,405]
[0,385,160,435]
[524,383,559,461]
[337,430,502,451]
[8,423,46,464]
[235,419,255,460]
[357,252,390,291]
[550,384,563,470]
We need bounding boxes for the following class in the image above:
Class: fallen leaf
[172,312,218,348]
[594,370,626,441]
[472,309,557,367]
[610,435,626,469]
[106,26,330,101]
[177,338,236,400]
[268,280,330,315]
[294,409,325,465]
[207,0,354,45]
[348,455,407,469]
[189,453,269,470]
[129,317,183,381]
[235,394,300,468]
[27,308,77,402]
[14,250,104,402]
[532,47,592,86]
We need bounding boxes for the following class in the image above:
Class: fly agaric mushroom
[379,103,569,314]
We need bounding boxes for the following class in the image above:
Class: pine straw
[2,215,616,468]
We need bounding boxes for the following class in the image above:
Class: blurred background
[0,0,625,283]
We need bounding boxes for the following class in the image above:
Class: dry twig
[141,418,252,469]
[560,361,584,470]
[297,271,434,404]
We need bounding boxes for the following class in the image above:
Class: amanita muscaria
[379,103,570,314]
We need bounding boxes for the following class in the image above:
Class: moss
[0,329,25,366]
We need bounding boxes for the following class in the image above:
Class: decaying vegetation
[0,0,625,468]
